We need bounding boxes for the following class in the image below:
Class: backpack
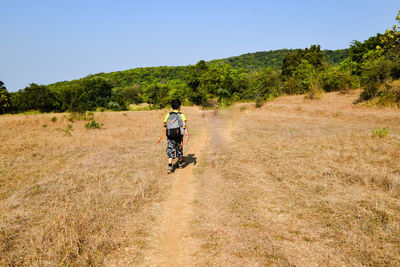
[166,112,184,139]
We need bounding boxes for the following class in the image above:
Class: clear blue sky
[1,0,399,92]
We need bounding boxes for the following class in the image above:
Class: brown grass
[193,91,400,266]
[0,108,202,266]
[1,92,400,266]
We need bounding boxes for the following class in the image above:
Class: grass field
[1,91,400,266]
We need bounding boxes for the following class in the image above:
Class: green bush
[292,60,315,94]
[360,56,393,100]
[85,119,103,129]
[373,80,400,107]
[305,82,324,99]
[320,69,356,93]
[372,127,389,138]
[106,101,122,111]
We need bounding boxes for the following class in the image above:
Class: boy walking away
[164,99,189,174]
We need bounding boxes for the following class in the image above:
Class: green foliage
[51,116,57,122]
[360,56,393,100]
[292,60,315,94]
[320,68,357,93]
[357,11,400,103]
[348,34,384,73]
[0,81,12,114]
[372,127,389,138]
[255,97,264,108]
[68,111,94,122]
[3,47,351,114]
[370,80,400,107]
[106,101,123,111]
[12,83,59,113]
[57,78,112,112]
[62,124,73,136]
[85,119,104,129]
[211,49,348,70]
[142,83,170,108]
[305,81,324,99]
[244,69,282,100]
[282,45,324,77]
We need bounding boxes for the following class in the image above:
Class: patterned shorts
[166,138,183,159]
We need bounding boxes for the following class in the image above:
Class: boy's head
[171,99,181,110]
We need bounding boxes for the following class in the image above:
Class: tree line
[1,11,399,114]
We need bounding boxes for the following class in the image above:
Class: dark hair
[171,99,181,109]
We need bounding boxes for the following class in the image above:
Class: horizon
[1,0,399,92]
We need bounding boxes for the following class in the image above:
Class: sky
[1,0,399,92]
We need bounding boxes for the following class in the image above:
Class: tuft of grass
[305,82,324,100]
[68,111,95,122]
[50,116,57,122]
[85,119,103,129]
[62,124,73,136]
[255,98,264,108]
[372,127,389,138]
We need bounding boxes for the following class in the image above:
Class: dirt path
[144,117,207,266]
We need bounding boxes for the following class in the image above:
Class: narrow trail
[144,113,207,266]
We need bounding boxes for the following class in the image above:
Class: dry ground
[0,108,203,266]
[193,91,400,266]
[1,91,400,266]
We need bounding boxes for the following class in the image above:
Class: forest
[0,11,399,114]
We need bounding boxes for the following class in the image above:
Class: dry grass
[1,93,400,266]
[0,108,202,266]
[193,91,400,266]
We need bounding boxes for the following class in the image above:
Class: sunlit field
[1,91,400,266]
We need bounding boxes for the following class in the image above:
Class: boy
[164,99,189,174]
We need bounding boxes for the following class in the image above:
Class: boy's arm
[184,120,189,142]
[163,113,169,128]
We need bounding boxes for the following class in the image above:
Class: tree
[57,78,112,111]
[12,83,59,112]
[185,60,209,105]
[282,45,324,77]
[143,83,170,108]
[292,60,315,94]
[0,81,11,114]
[244,69,281,100]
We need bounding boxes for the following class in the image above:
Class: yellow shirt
[164,110,186,123]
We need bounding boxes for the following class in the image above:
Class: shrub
[255,97,264,108]
[51,116,57,122]
[85,119,103,129]
[372,127,389,138]
[320,69,356,93]
[373,80,400,107]
[305,82,324,99]
[360,56,393,100]
[68,111,94,122]
[292,60,315,94]
[106,101,122,111]
[62,124,73,136]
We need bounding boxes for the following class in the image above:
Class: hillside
[210,49,349,70]
[47,48,349,91]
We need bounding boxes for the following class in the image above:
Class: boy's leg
[166,139,175,173]
[176,139,184,167]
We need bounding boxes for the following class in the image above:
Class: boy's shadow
[174,154,197,169]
